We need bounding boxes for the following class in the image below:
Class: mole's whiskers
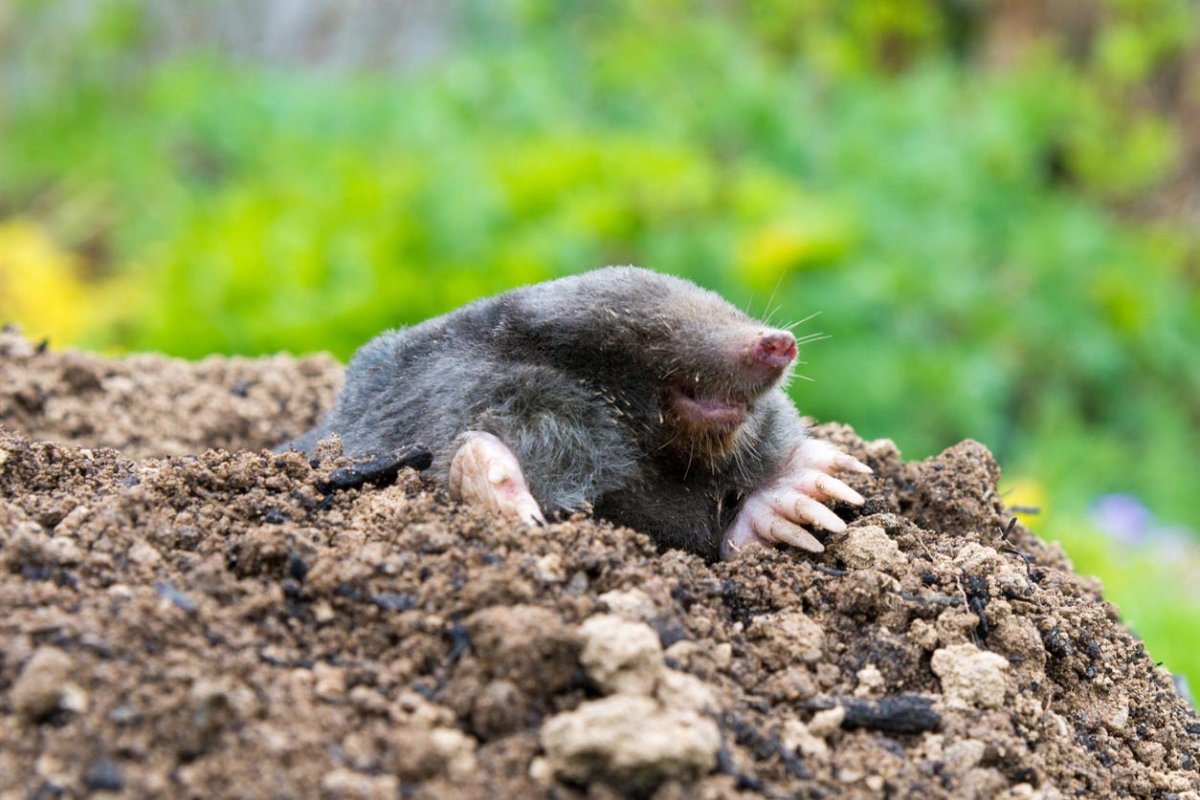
[783,311,821,331]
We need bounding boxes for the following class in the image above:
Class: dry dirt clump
[1,329,1198,799]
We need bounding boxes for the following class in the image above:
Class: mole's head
[504,267,802,467]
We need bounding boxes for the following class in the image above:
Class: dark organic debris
[315,447,433,494]
[722,712,810,781]
[369,592,417,612]
[963,573,991,641]
[83,758,124,792]
[801,695,942,735]
[260,505,288,524]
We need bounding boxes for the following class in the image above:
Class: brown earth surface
[1,328,1198,799]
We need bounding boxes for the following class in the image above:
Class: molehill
[1,329,1197,799]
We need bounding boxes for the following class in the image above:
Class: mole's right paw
[720,437,871,560]
[448,431,546,526]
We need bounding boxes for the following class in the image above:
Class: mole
[280,267,871,561]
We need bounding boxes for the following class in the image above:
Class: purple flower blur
[1091,494,1151,545]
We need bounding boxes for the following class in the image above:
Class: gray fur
[280,266,808,561]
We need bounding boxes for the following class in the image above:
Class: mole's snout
[749,332,797,370]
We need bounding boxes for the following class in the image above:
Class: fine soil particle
[1,329,1198,799]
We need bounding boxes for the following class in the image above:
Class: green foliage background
[2,1,1198,687]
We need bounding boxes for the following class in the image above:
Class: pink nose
[749,332,797,369]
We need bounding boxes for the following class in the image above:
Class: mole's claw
[833,453,873,474]
[794,438,872,476]
[515,495,547,526]
[770,490,847,533]
[721,491,826,560]
[754,514,825,553]
[722,434,872,560]
[721,495,770,559]
[449,431,546,525]
[720,520,759,560]
[794,470,865,506]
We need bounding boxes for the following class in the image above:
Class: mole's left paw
[721,437,871,560]
[449,431,546,525]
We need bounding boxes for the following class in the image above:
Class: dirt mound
[1,330,1198,799]
[0,327,341,460]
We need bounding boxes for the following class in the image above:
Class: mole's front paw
[449,431,546,525]
[720,437,871,560]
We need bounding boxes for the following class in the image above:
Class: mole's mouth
[667,385,747,430]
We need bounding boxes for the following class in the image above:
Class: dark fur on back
[282,267,807,560]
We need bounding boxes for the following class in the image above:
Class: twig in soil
[1001,545,1036,578]
[999,517,1039,579]
[960,573,991,642]
[316,446,432,494]
[799,695,942,734]
[998,517,1018,541]
[1008,505,1041,515]
[257,649,315,669]
[915,534,937,562]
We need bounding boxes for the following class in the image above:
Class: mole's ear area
[503,277,640,347]
[502,287,591,343]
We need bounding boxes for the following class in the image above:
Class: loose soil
[1,329,1197,799]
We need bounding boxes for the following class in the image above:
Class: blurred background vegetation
[1,0,1198,689]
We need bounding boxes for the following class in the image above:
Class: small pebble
[84,758,124,792]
